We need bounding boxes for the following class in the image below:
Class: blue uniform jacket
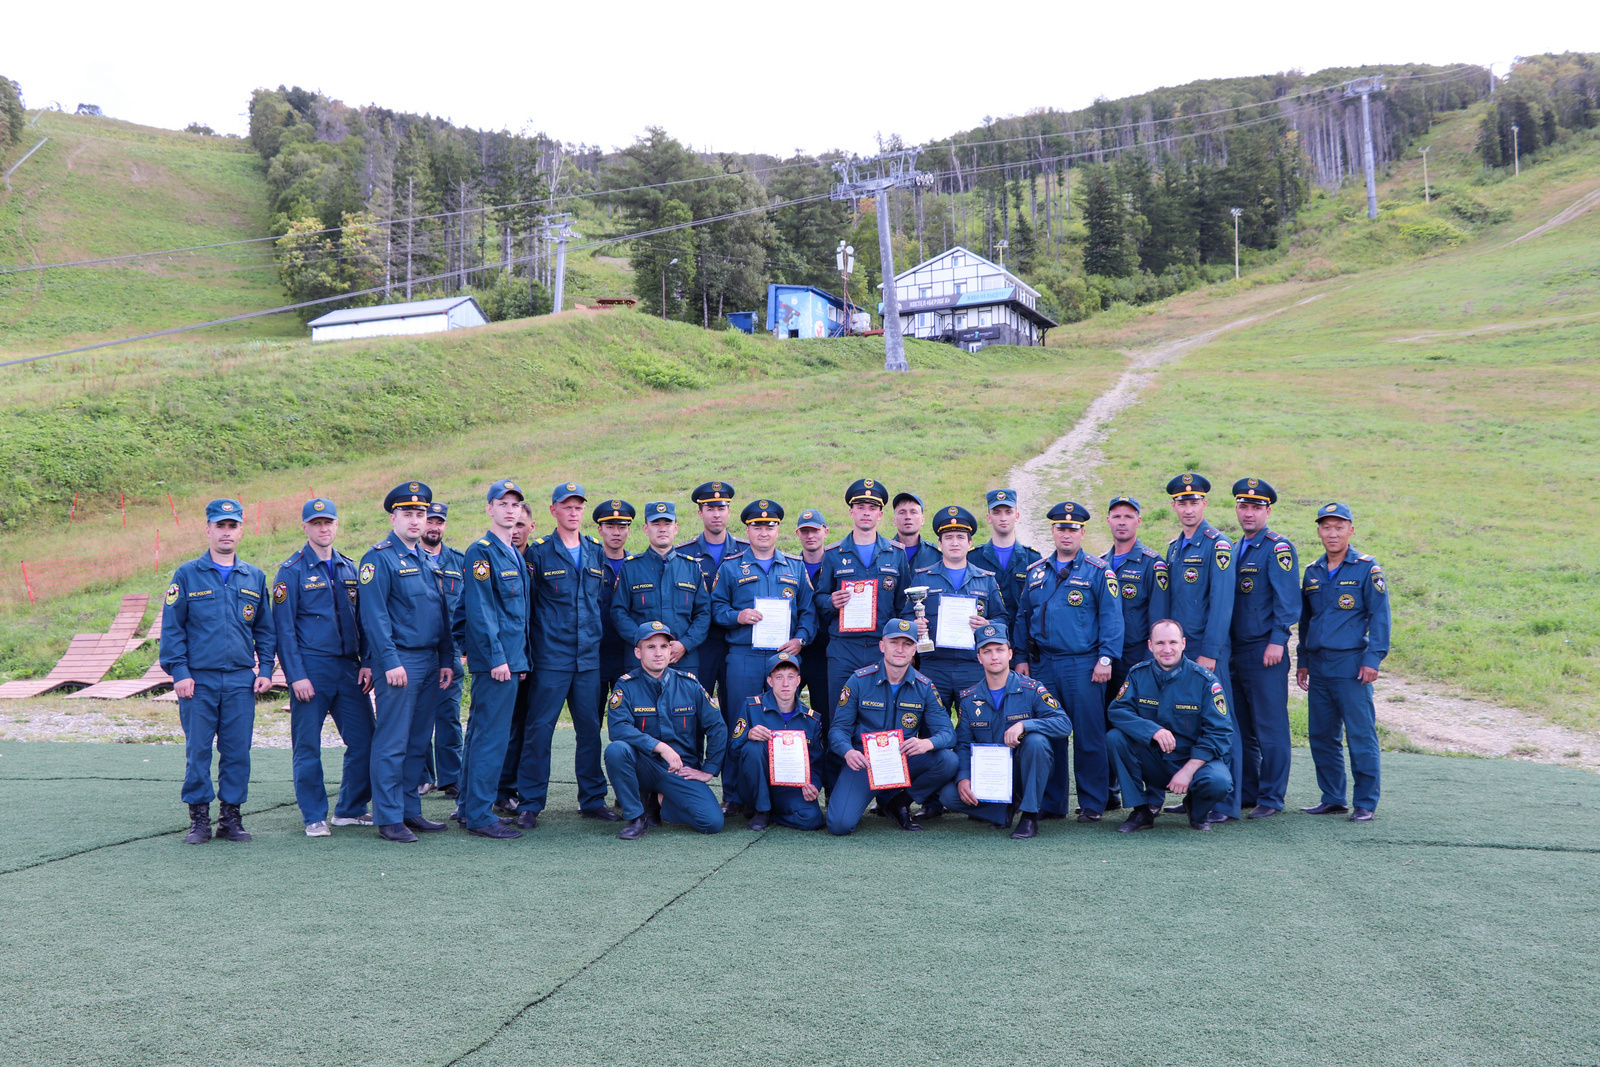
[1106,540,1170,658]
[160,555,276,682]
[676,533,748,602]
[728,691,823,783]
[606,668,728,776]
[426,544,467,654]
[968,540,1042,634]
[358,537,455,674]
[710,551,818,648]
[1107,658,1232,763]
[271,543,361,682]
[810,536,912,640]
[828,661,954,759]
[598,555,628,671]
[905,559,1007,665]
[1231,529,1299,651]
[1297,550,1392,671]
[896,538,941,572]
[524,532,606,671]
[460,532,532,674]
[1165,520,1235,662]
[952,671,1072,781]
[1013,550,1124,662]
[610,547,712,656]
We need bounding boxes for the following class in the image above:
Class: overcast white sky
[9,1,1592,156]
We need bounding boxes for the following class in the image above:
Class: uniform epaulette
[852,663,879,677]
[279,549,303,568]
[534,536,547,545]
[624,553,638,561]
[585,534,601,545]
[1026,557,1052,571]
[915,565,934,574]
[1085,554,1108,569]
[1356,552,1373,563]
[968,564,995,578]
[374,539,392,550]
[958,681,981,699]
[476,538,490,547]
[1141,545,1162,559]
[1204,527,1219,539]
[336,549,355,563]
[745,693,765,707]
[618,672,633,682]
[1017,674,1043,690]
[911,667,933,685]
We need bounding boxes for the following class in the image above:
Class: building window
[954,282,964,296]
[953,254,965,267]
[919,287,930,299]
[978,309,991,327]
[955,313,966,329]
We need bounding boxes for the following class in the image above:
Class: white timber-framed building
[885,246,1056,351]
[307,296,489,342]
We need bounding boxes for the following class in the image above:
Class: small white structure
[887,246,1056,351]
[307,296,489,342]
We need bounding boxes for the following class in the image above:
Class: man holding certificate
[711,499,817,812]
[906,505,1006,711]
[825,619,958,835]
[935,623,1072,839]
[727,652,824,831]
[603,622,729,840]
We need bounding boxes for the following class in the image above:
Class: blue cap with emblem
[985,488,1018,510]
[1047,501,1091,528]
[1315,501,1354,523]
[933,505,976,535]
[1166,472,1210,500]
[881,618,917,641]
[765,651,802,674]
[644,501,677,522]
[486,479,523,503]
[975,621,1011,649]
[633,620,676,643]
[427,502,448,518]
[892,491,924,510]
[1232,477,1277,505]
[552,481,586,504]
[795,508,827,530]
[1107,495,1141,514]
[592,499,635,524]
[845,478,889,507]
[740,499,784,525]
[206,498,244,524]
[301,498,337,521]
[383,481,432,512]
[692,481,735,505]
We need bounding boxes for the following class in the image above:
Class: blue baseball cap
[633,620,676,643]
[766,651,802,674]
[552,481,587,504]
[892,491,924,510]
[206,498,244,524]
[1316,501,1354,523]
[427,502,449,519]
[985,488,1018,510]
[1107,495,1141,514]
[795,508,828,530]
[301,498,337,521]
[975,621,1011,649]
[644,501,677,522]
[487,479,523,502]
[881,618,917,641]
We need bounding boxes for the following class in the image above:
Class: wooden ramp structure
[150,660,288,702]
[71,607,171,700]
[0,595,150,700]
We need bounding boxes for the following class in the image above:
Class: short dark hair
[1149,618,1185,640]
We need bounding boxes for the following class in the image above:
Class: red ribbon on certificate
[836,578,879,634]
[767,730,811,787]
[862,728,911,791]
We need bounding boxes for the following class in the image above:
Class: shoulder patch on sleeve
[164,582,180,606]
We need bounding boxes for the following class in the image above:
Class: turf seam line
[438,831,767,1066]
[0,799,301,876]
[1350,840,1600,854]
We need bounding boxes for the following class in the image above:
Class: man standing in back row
[419,501,466,799]
[676,481,746,708]
[968,488,1042,652]
[612,502,711,678]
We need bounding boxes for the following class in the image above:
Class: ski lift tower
[831,149,931,372]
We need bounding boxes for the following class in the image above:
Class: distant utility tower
[539,213,576,314]
[830,149,932,372]
[1343,76,1385,220]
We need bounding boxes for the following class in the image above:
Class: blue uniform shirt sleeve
[1094,563,1125,661]
[159,568,191,682]
[1192,668,1233,763]
[793,563,819,645]
[605,680,663,757]
[1364,560,1392,671]
[920,680,955,750]
[680,563,712,653]
[247,567,277,680]
[1020,681,1073,738]
[1296,564,1316,669]
[1012,567,1041,664]
[462,543,508,669]
[608,558,638,644]
[697,681,728,777]
[1267,539,1300,647]
[1147,556,1171,639]
[272,563,306,683]
[953,692,977,781]
[1197,537,1235,661]
[358,549,401,673]
[1106,670,1159,743]
[828,676,863,758]
[709,558,743,630]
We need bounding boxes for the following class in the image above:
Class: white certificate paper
[768,730,810,787]
[839,579,879,633]
[863,729,911,790]
[969,744,1013,803]
[751,597,792,649]
[936,596,978,649]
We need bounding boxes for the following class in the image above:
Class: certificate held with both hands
[862,729,911,790]
[751,597,792,649]
[935,596,978,649]
[838,579,879,633]
[767,730,810,786]
[969,744,1014,803]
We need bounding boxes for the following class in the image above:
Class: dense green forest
[0,76,26,148]
[1476,53,1599,166]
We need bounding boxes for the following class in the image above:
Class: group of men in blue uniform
[160,470,1391,843]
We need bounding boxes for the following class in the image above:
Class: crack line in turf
[439,830,768,1067]
[0,799,302,876]
[1350,840,1600,854]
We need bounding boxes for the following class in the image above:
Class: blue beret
[301,498,336,521]
[593,499,635,524]
[1316,501,1354,523]
[383,482,431,512]
[486,479,522,503]
[1232,477,1277,505]
[427,502,448,518]
[644,501,677,522]
[975,621,1010,648]
[552,481,587,504]
[206,498,244,523]
[692,481,735,505]
[1166,473,1210,499]
[845,478,889,507]
[933,505,976,535]
[633,620,676,643]
[985,488,1018,510]
[741,499,784,525]
[766,651,802,674]
[881,618,917,641]
[795,508,828,529]
[1107,495,1141,514]
[1047,501,1090,527]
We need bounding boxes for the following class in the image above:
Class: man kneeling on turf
[826,619,958,835]
[729,652,824,832]
[1106,619,1234,833]
[934,622,1072,840]
[603,622,729,840]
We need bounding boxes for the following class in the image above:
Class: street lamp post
[1230,208,1243,280]
[1420,145,1431,204]
[996,239,1008,269]
[1511,125,1520,176]
[661,257,677,320]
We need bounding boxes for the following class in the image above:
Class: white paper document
[839,579,878,633]
[751,597,792,649]
[863,730,910,790]
[969,744,1014,803]
[936,596,978,649]
[767,730,810,787]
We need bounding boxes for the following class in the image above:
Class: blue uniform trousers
[1205,658,1243,819]
[825,748,958,836]
[825,637,880,711]
[458,672,521,830]
[498,675,533,803]
[178,668,257,806]
[1032,653,1103,816]
[938,732,1054,824]
[1106,727,1233,822]
[289,655,374,824]
[720,646,776,806]
[735,743,824,830]
[1306,649,1381,811]
[1103,650,1151,803]
[420,669,464,790]
[369,652,441,826]
[516,668,607,813]
[1232,648,1292,811]
[799,645,838,791]
[917,658,982,713]
[698,630,730,710]
[603,742,724,833]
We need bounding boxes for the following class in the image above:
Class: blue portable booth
[765,284,845,339]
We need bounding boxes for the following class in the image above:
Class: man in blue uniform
[604,622,728,840]
[1101,494,1168,810]
[794,508,833,721]
[1013,501,1123,822]
[513,481,616,828]
[594,499,636,723]
[1229,478,1299,820]
[162,498,277,844]
[272,498,374,838]
[358,482,457,843]
[906,505,1005,711]
[711,498,817,812]
[419,501,466,798]
[891,492,941,571]
[936,623,1072,840]
[676,481,746,710]
[728,652,824,831]
[826,619,958,835]
[1297,502,1392,822]
[810,479,913,710]
[611,502,712,678]
[491,501,538,816]
[1108,618,1235,832]
[1163,473,1239,823]
[456,479,532,840]
[968,488,1042,649]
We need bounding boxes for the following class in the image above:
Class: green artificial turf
[1,736,1596,1066]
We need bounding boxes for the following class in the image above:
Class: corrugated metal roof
[307,296,481,327]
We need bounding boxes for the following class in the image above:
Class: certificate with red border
[767,730,810,787]
[863,729,910,790]
[837,578,879,633]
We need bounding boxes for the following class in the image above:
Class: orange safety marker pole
[168,494,179,525]
[69,492,78,522]
[120,492,127,529]
[21,561,34,605]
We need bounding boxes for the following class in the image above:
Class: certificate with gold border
[837,579,879,633]
[768,730,810,787]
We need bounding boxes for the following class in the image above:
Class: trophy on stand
[903,586,936,653]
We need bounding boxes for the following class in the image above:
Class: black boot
[644,794,663,828]
[184,803,211,844]
[889,794,924,832]
[1010,813,1040,840]
[216,803,251,842]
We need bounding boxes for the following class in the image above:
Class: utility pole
[1230,208,1243,279]
[836,240,856,335]
[405,177,415,300]
[537,213,576,315]
[1511,125,1520,175]
[1419,145,1431,203]
[1343,76,1384,220]
[831,149,932,372]
[996,239,1008,268]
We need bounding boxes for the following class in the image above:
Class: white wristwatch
[1097,656,1112,667]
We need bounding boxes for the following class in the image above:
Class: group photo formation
[165,473,1390,846]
